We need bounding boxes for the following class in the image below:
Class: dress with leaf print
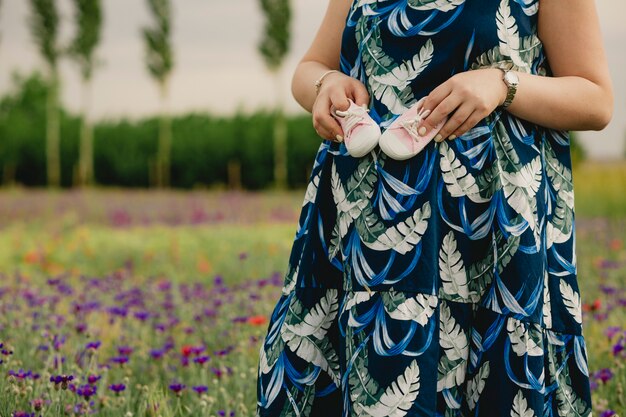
[256,0,592,416]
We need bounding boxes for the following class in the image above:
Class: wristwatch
[499,67,519,108]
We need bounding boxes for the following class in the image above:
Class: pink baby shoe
[332,98,381,158]
[378,97,447,160]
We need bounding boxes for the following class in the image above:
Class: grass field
[0,161,624,417]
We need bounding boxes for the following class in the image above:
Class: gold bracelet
[314,69,341,95]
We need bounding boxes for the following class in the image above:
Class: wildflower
[32,398,45,411]
[211,367,224,378]
[599,285,618,296]
[134,311,150,321]
[214,275,223,286]
[593,368,613,384]
[85,341,101,350]
[109,383,126,394]
[192,385,208,395]
[214,346,234,357]
[52,334,66,351]
[582,298,601,313]
[600,411,616,417]
[87,375,101,384]
[12,411,34,417]
[50,374,74,390]
[168,383,186,396]
[248,315,267,326]
[181,345,194,357]
[193,356,210,365]
[76,383,97,401]
[8,369,33,381]
[613,340,625,357]
[605,326,621,339]
[118,346,133,356]
[110,356,129,365]
[150,349,164,360]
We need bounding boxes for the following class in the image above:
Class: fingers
[312,77,371,143]
[349,82,371,108]
[418,92,461,139]
[448,110,484,140]
[330,90,351,113]
[434,102,473,142]
[313,95,344,142]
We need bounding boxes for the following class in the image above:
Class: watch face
[504,71,519,86]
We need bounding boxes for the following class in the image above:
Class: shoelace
[335,106,368,133]
[400,107,431,141]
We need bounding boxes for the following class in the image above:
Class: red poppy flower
[181,345,194,357]
[248,315,267,326]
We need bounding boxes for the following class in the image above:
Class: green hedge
[0,72,322,189]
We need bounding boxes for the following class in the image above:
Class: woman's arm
[418,0,614,141]
[290,0,353,113]
[291,0,372,142]
[506,0,614,130]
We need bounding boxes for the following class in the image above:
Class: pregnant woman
[256,0,613,415]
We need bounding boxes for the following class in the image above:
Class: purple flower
[605,326,622,339]
[52,334,66,351]
[109,383,126,393]
[134,311,150,321]
[169,383,186,396]
[192,385,208,395]
[85,341,101,350]
[150,348,165,360]
[110,355,129,365]
[593,368,613,384]
[118,346,133,356]
[12,412,34,417]
[599,285,618,295]
[600,411,616,417]
[76,383,97,400]
[193,356,210,365]
[8,369,33,380]
[50,374,74,390]
[87,374,101,384]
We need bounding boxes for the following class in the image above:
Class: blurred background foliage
[0,71,322,189]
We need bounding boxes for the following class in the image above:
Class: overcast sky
[0,0,624,159]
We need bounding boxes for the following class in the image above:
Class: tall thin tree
[257,0,291,190]
[142,0,173,188]
[28,0,61,187]
[69,0,102,186]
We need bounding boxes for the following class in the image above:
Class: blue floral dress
[256,0,592,416]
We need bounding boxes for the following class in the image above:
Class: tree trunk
[156,77,172,188]
[78,77,94,186]
[46,68,61,187]
[227,159,242,190]
[272,70,288,190]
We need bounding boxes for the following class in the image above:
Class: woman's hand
[416,68,508,142]
[312,72,370,142]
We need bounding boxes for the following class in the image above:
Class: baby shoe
[332,98,381,158]
[379,97,447,160]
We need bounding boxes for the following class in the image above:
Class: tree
[142,0,174,188]
[69,0,102,186]
[257,0,291,189]
[28,0,61,187]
